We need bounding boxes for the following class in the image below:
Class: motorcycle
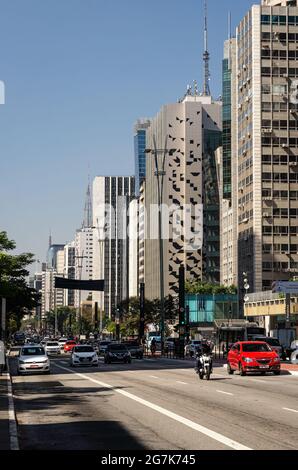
[196,353,213,381]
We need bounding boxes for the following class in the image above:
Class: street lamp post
[145,137,176,354]
[75,251,88,338]
[243,272,250,322]
[95,221,105,338]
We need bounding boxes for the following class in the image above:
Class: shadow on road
[18,420,146,450]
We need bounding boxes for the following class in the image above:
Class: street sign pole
[285,293,291,329]
[139,283,145,341]
[178,266,185,358]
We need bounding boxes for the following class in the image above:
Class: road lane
[9,357,298,451]
[72,359,298,450]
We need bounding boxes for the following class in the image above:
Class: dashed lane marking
[283,407,298,414]
[53,363,251,451]
[216,390,234,396]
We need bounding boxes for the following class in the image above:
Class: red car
[64,340,77,353]
[227,341,281,376]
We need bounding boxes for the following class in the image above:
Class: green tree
[45,307,77,335]
[185,279,237,295]
[0,231,40,337]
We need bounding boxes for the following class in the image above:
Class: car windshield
[47,342,59,346]
[74,346,94,353]
[109,345,127,351]
[21,347,45,356]
[242,343,271,352]
[100,341,110,346]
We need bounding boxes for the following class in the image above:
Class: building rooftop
[261,0,297,6]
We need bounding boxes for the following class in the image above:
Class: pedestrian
[150,338,157,356]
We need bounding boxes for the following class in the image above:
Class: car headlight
[19,360,25,364]
[243,357,253,363]
[273,357,280,363]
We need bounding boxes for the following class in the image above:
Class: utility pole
[145,137,176,354]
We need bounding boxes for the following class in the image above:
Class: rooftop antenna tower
[49,230,52,248]
[83,176,92,228]
[202,0,211,96]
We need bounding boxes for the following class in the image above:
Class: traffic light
[180,308,185,326]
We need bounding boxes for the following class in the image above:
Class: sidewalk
[281,363,298,376]
[0,372,11,450]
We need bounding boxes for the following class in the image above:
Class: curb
[6,361,19,451]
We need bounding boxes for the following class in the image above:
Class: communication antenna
[193,80,199,96]
[203,0,211,96]
[83,176,92,228]
[228,11,232,40]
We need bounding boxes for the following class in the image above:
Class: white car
[18,345,50,375]
[58,338,68,350]
[70,345,99,367]
[45,341,61,355]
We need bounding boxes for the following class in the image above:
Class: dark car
[98,340,111,354]
[122,341,143,359]
[104,343,131,364]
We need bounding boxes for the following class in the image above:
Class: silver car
[45,341,61,355]
[18,345,50,375]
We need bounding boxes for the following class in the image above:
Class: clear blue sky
[0,0,255,268]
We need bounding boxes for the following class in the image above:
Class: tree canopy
[0,231,40,336]
[185,280,237,295]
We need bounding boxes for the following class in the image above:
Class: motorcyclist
[195,339,213,374]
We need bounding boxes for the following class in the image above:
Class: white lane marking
[283,407,298,414]
[6,364,19,451]
[54,363,251,450]
[248,379,267,384]
[216,390,234,396]
[177,381,188,385]
[149,375,159,379]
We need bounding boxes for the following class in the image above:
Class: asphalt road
[9,356,298,450]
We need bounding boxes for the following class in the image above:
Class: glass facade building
[186,294,239,324]
[222,58,232,201]
[134,119,151,194]
[203,129,222,283]
[47,245,65,270]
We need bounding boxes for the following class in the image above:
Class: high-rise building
[134,119,151,195]
[74,181,95,309]
[93,176,136,318]
[63,241,76,307]
[144,93,222,300]
[47,244,65,270]
[219,37,238,287]
[234,0,298,294]
[74,228,94,308]
[42,243,65,319]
